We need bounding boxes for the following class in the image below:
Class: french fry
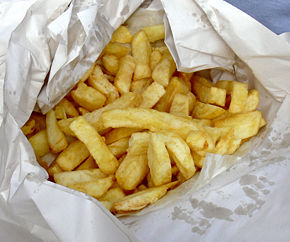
[88,65,119,104]
[99,186,125,202]
[68,175,114,198]
[115,132,149,190]
[140,82,165,108]
[79,62,96,83]
[111,26,132,43]
[54,169,106,186]
[192,101,226,119]
[108,137,129,158]
[101,108,202,139]
[169,93,190,117]
[102,54,119,75]
[152,52,176,87]
[55,140,90,171]
[178,72,193,91]
[142,24,165,42]
[28,129,49,158]
[112,185,168,214]
[114,55,136,94]
[191,151,206,169]
[192,76,226,106]
[213,111,262,139]
[155,77,189,112]
[105,127,142,144]
[148,132,171,186]
[147,173,154,188]
[244,89,259,112]
[71,82,106,111]
[76,156,97,170]
[103,42,130,57]
[164,133,196,180]
[22,118,35,136]
[187,92,196,114]
[214,128,240,155]
[260,117,267,128]
[54,106,67,120]
[215,80,232,93]
[130,78,152,93]
[186,130,207,151]
[70,117,119,174]
[58,92,141,136]
[46,109,68,153]
[58,98,79,117]
[48,161,63,176]
[78,107,89,115]
[132,30,151,80]
[150,50,162,70]
[104,74,115,82]
[229,81,248,113]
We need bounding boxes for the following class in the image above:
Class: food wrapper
[0,0,289,241]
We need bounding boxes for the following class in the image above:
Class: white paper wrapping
[0,0,289,241]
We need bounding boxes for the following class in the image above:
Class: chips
[23,24,266,215]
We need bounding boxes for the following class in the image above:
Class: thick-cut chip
[229,81,248,113]
[46,109,68,153]
[101,108,202,139]
[48,161,63,176]
[88,65,119,104]
[112,185,168,214]
[142,24,165,42]
[136,184,147,192]
[213,111,262,139]
[79,62,96,83]
[148,132,171,186]
[132,30,151,80]
[55,140,90,171]
[111,26,132,43]
[130,78,152,94]
[186,130,207,151]
[99,187,125,204]
[169,93,190,117]
[114,55,136,94]
[58,92,142,136]
[76,156,97,170]
[54,106,67,120]
[187,92,196,114]
[102,54,119,75]
[115,132,149,190]
[78,107,89,115]
[164,133,196,180]
[214,128,240,155]
[103,42,130,57]
[192,101,226,119]
[147,173,154,188]
[191,151,206,168]
[178,72,193,91]
[244,89,259,112]
[105,127,142,144]
[22,118,36,136]
[152,52,176,87]
[140,82,165,108]
[70,117,119,174]
[71,82,106,111]
[215,80,232,94]
[108,137,129,158]
[260,117,267,128]
[150,50,162,70]
[104,74,115,82]
[155,77,189,112]
[68,176,114,198]
[192,76,226,106]
[29,129,49,157]
[54,169,106,186]
[58,98,79,117]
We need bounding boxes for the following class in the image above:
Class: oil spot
[254,182,265,189]
[243,187,259,200]
[190,199,233,221]
[239,174,257,185]
[172,207,196,225]
[192,226,205,235]
[262,189,270,195]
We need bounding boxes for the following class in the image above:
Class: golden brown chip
[111,26,132,43]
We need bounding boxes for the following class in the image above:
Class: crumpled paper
[0,0,290,241]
